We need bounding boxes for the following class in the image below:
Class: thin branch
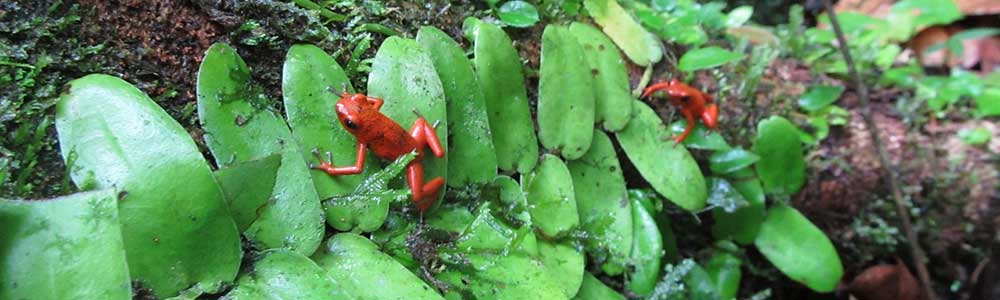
[821,1,938,300]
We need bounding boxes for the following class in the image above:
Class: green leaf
[455,204,518,252]
[669,121,730,150]
[539,240,586,297]
[725,6,754,28]
[704,251,742,299]
[976,88,1000,117]
[616,100,707,211]
[538,24,596,159]
[892,0,962,28]
[574,273,626,300]
[461,254,569,300]
[754,205,843,292]
[567,130,632,275]
[569,22,633,131]
[56,74,241,297]
[709,148,760,174]
[464,17,539,173]
[498,1,540,28]
[282,44,369,200]
[706,177,749,213]
[323,152,416,232]
[367,36,449,208]
[198,43,323,254]
[417,26,498,187]
[583,0,663,66]
[314,233,445,300]
[1,190,131,300]
[797,85,845,112]
[678,47,744,72]
[627,194,663,296]
[524,154,580,238]
[958,127,991,145]
[753,116,806,196]
[711,168,766,244]
[224,250,355,300]
[213,154,281,231]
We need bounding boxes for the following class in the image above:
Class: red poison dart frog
[312,93,445,212]
[641,79,719,144]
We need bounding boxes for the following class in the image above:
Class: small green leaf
[628,194,663,296]
[711,168,766,245]
[539,240,586,297]
[706,177,749,213]
[568,130,631,275]
[213,154,281,231]
[538,24,596,159]
[313,234,445,300]
[893,0,963,28]
[704,251,742,300]
[669,121,730,150]
[223,250,354,300]
[617,100,707,211]
[583,0,663,66]
[524,154,580,238]
[575,273,626,300]
[726,6,754,28]
[975,88,1000,117]
[1,190,132,300]
[797,85,845,112]
[754,205,843,292]
[498,1,540,28]
[709,148,760,174]
[753,116,806,196]
[958,127,991,145]
[323,153,415,232]
[678,47,744,72]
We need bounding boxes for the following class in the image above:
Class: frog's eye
[344,119,359,130]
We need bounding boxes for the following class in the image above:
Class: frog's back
[362,114,417,160]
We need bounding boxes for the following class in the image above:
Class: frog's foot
[414,177,445,212]
[308,148,334,169]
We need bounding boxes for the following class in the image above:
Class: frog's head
[335,93,383,134]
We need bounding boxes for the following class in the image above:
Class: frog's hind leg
[406,163,444,212]
[408,114,445,158]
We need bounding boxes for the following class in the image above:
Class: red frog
[312,93,445,212]
[641,79,719,144]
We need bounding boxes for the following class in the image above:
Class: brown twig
[820,1,938,300]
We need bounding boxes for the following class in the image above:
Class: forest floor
[1,0,998,299]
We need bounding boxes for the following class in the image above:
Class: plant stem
[821,1,937,299]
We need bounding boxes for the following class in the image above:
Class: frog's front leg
[311,142,367,175]
[406,162,444,212]
[675,109,696,145]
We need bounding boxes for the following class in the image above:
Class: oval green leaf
[574,273,626,300]
[282,44,369,200]
[709,147,760,174]
[754,205,843,292]
[368,36,449,207]
[704,251,741,299]
[583,0,663,66]
[797,85,845,112]
[0,190,131,300]
[498,0,540,28]
[198,43,323,254]
[463,254,569,300]
[213,154,281,231]
[711,168,766,244]
[539,240,586,298]
[464,17,539,173]
[524,154,580,238]
[223,250,354,300]
[567,130,632,274]
[314,233,445,300]
[753,116,806,196]
[539,24,596,159]
[568,22,633,131]
[56,74,241,297]
[417,26,498,187]
[627,195,663,296]
[616,100,707,210]
[678,46,744,72]
[669,121,730,150]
